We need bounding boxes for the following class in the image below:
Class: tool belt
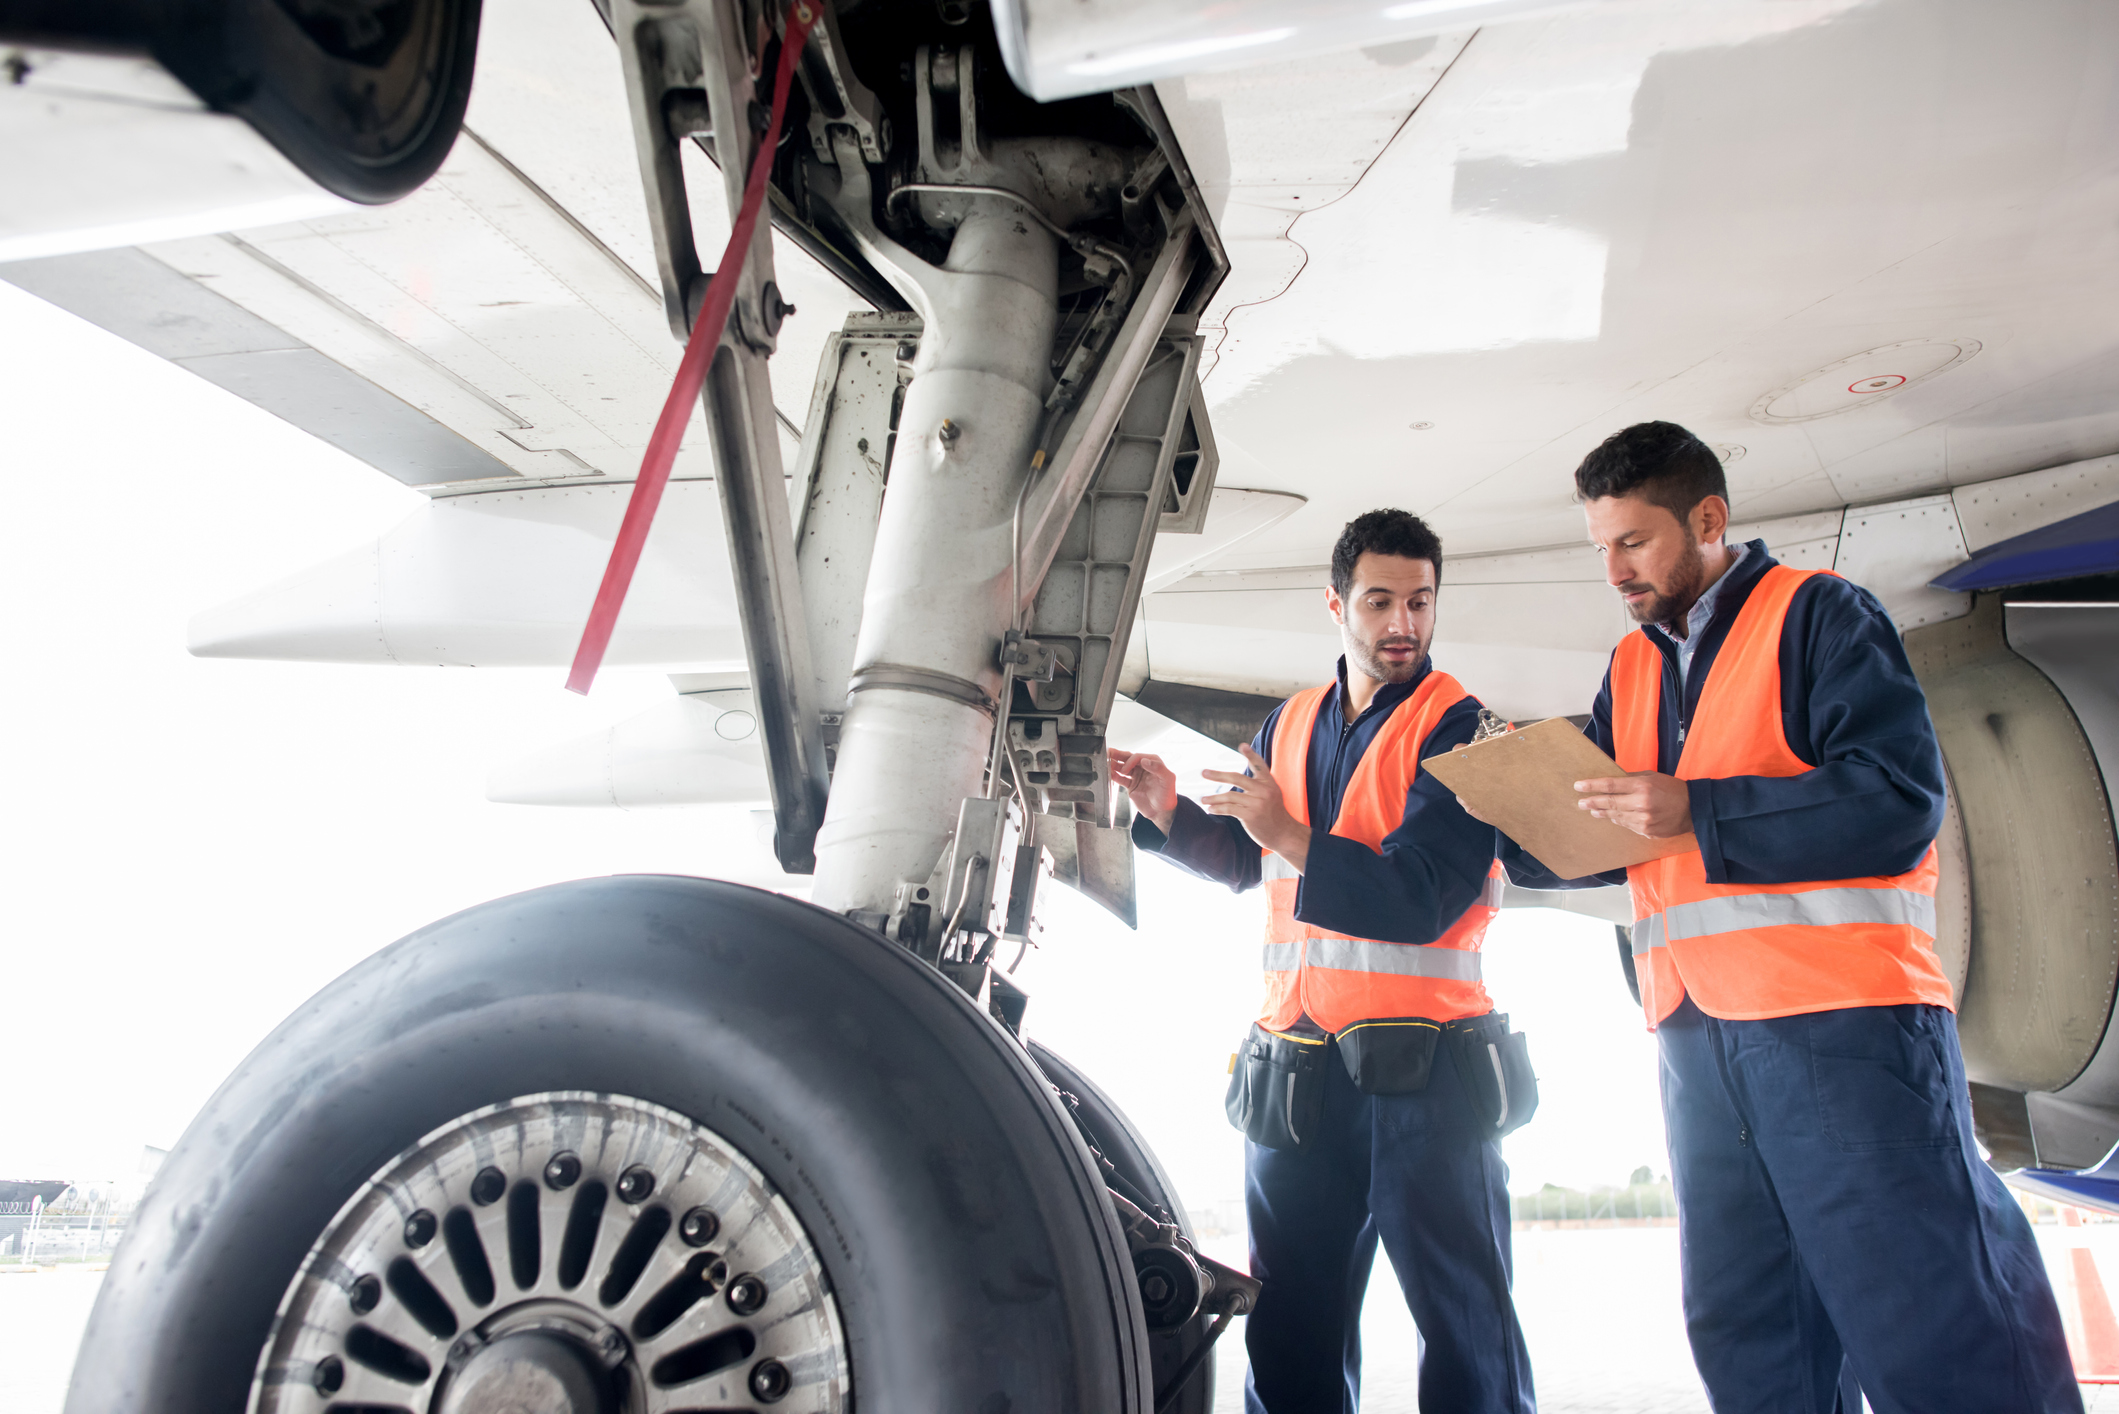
[1446,1011,1539,1139]
[1226,1013,1537,1150]
[1224,1025,1331,1151]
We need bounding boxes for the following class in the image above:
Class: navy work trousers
[1658,997,2080,1413]
[1243,1033,1535,1413]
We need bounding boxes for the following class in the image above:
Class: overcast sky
[0,276,1668,1209]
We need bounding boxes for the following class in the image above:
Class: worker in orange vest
[1111,509,1535,1414]
[1486,421,2077,1413]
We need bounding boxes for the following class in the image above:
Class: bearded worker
[1110,509,1535,1414]
[1488,421,2076,1413]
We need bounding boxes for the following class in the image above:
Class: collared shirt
[1500,540,1946,890]
[1662,540,1751,692]
[1130,654,1495,947]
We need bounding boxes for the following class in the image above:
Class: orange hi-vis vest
[1612,563,1952,1029]
[1257,672,1504,1033]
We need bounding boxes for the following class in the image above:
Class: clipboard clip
[1471,708,1516,744]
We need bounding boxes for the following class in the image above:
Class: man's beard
[1347,630,1427,685]
[1617,538,1708,627]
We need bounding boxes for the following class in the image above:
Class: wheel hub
[437,1329,614,1414]
[245,1092,849,1414]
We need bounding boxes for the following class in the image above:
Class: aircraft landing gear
[63,8,1240,1411]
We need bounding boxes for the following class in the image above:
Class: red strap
[566,2,820,695]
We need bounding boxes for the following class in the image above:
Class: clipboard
[1423,716,1698,879]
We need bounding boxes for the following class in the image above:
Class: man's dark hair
[1331,509,1443,598]
[1574,421,1728,524]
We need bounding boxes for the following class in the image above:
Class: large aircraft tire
[64,875,1152,1414]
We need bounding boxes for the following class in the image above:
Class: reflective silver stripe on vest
[1262,851,1301,882]
[1262,941,1303,972]
[1300,937,1483,981]
[1630,912,1666,956]
[1662,887,1936,943]
[1633,889,1935,956]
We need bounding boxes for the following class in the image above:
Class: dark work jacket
[1500,540,1947,891]
[1131,656,1494,946]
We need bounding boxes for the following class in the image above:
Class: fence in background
[1515,1180,1678,1228]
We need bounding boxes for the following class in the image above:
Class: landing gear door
[1010,335,1216,926]
[791,313,923,746]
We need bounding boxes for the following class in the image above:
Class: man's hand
[1575,772,1693,838]
[1108,748,1179,834]
[1201,743,1309,872]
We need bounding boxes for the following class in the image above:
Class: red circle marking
[1848,374,1907,394]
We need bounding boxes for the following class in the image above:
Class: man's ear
[1691,494,1731,546]
[1325,583,1346,626]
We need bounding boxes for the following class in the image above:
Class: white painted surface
[1143,542,1627,720]
[1733,509,1847,573]
[487,686,769,807]
[1142,489,1309,595]
[1833,494,1973,630]
[13,0,2118,710]
[187,482,744,668]
[1003,0,1590,102]
[93,0,866,490]
[1954,453,2119,553]
[0,52,349,264]
[1167,0,2119,568]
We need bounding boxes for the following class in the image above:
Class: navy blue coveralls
[1136,656,1536,1414]
[1504,540,2079,1414]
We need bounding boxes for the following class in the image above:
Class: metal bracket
[999,628,1060,683]
[795,1,888,165]
[849,878,939,961]
[848,663,999,717]
[940,796,1008,940]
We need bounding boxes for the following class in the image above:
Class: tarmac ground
[7,1225,2119,1412]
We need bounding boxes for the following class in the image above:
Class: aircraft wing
[2,0,867,492]
[13,0,2116,724]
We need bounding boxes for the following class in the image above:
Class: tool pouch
[1448,1012,1539,1138]
[1225,1023,1330,1151]
[1334,1017,1442,1094]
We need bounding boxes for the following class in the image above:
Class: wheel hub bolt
[403,1209,438,1248]
[470,1166,506,1206]
[727,1273,768,1315]
[679,1206,720,1246]
[616,1166,656,1204]
[543,1151,582,1190]
[749,1357,792,1403]
[311,1355,343,1394]
[348,1273,381,1316]
[593,1326,629,1368]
